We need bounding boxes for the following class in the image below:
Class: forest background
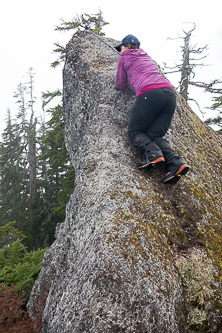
[0,0,222,330]
[1,0,222,135]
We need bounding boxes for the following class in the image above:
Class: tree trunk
[179,30,192,101]
[28,117,37,250]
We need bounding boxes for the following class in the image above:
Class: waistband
[136,83,174,97]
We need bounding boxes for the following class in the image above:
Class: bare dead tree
[164,23,209,102]
[189,79,222,94]
[26,68,38,249]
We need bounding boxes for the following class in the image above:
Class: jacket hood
[121,49,147,57]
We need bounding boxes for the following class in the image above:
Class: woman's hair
[123,43,139,49]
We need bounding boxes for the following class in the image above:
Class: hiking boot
[138,155,165,169]
[163,164,190,184]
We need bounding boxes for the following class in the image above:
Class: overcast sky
[0,0,221,135]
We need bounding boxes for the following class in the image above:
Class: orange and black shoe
[138,156,165,170]
[163,164,190,184]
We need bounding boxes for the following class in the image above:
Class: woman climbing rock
[115,34,190,184]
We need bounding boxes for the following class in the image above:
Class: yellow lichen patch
[92,59,106,69]
[125,190,135,199]
[203,225,222,274]
[104,205,174,266]
[110,192,117,200]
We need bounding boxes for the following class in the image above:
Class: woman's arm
[116,57,128,90]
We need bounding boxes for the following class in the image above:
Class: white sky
[0,0,222,135]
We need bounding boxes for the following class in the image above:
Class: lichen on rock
[28,31,222,332]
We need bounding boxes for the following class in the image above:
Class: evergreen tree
[35,92,74,247]
[55,8,108,35]
[0,82,74,249]
[32,10,108,244]
[205,94,222,134]
[188,79,222,132]
[0,74,39,249]
[0,11,108,250]
[0,109,29,231]
[52,9,109,68]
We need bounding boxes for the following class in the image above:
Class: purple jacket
[116,49,172,96]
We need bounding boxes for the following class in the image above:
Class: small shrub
[175,249,215,331]
[0,283,42,332]
[0,226,47,332]
[0,240,46,295]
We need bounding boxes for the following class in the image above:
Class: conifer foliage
[0,71,74,250]
[0,10,108,249]
[0,235,46,294]
[55,8,108,35]
[52,9,109,68]
[0,9,109,331]
[0,224,45,332]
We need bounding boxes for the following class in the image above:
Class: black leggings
[128,88,176,150]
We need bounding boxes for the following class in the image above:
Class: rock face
[28,31,222,332]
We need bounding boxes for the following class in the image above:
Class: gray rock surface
[28,31,222,332]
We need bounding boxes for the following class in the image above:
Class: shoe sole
[138,157,165,170]
[163,164,190,184]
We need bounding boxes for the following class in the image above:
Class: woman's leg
[143,88,189,183]
[128,89,167,168]
[144,88,179,165]
[146,88,176,139]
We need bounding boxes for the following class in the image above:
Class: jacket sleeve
[116,57,128,90]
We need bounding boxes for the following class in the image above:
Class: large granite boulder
[28,31,222,332]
